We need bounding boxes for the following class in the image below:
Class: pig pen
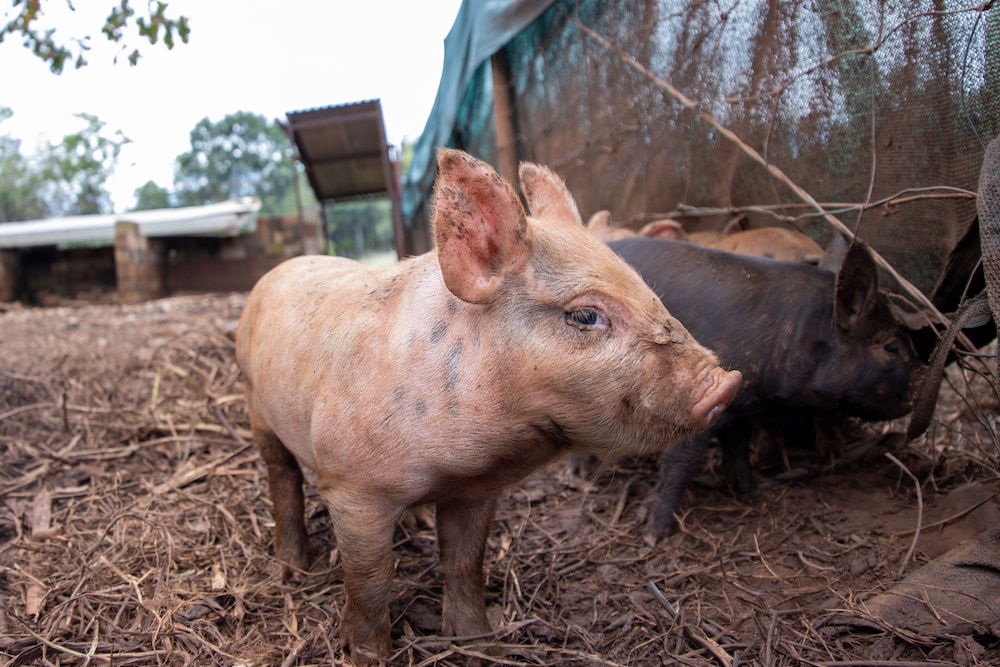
[1,293,998,665]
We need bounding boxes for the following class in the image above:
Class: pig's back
[609,237,831,329]
[237,255,372,376]
[236,255,412,461]
[609,237,833,399]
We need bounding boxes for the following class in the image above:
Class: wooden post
[491,50,519,193]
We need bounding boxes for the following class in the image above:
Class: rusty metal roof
[284,100,394,201]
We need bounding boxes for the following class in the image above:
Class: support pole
[491,50,519,193]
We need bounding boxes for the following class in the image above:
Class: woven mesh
[406,0,999,295]
[978,133,1000,375]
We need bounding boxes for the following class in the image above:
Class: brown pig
[586,210,687,242]
[710,227,823,264]
[235,150,741,664]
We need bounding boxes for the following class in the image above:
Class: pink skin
[585,211,687,243]
[236,149,740,664]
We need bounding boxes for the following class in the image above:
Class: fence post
[491,50,519,193]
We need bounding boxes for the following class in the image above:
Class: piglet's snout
[689,368,742,430]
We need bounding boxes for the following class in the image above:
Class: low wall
[2,213,324,304]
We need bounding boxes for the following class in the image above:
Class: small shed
[283,100,407,256]
[0,199,323,304]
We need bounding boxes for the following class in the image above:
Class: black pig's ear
[432,149,531,304]
[834,241,879,333]
[819,232,851,272]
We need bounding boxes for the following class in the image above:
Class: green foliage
[326,198,394,258]
[1,0,190,73]
[399,138,415,178]
[0,107,48,222]
[0,108,126,221]
[173,111,309,216]
[131,180,171,210]
[38,113,130,215]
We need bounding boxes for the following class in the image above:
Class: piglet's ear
[639,219,686,240]
[586,210,612,235]
[432,149,530,304]
[818,232,850,272]
[519,162,583,226]
[834,241,879,333]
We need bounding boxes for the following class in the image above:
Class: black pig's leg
[645,432,713,543]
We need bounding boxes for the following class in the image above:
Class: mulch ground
[1,292,998,666]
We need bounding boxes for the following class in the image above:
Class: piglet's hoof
[400,503,435,531]
[342,626,391,667]
[275,544,310,580]
[643,508,678,546]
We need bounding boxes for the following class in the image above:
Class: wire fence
[409,0,998,296]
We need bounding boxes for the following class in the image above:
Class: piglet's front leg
[323,489,401,666]
[436,496,497,639]
[645,433,712,544]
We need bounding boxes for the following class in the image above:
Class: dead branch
[570,16,963,338]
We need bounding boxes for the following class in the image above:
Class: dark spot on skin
[446,398,460,416]
[447,298,458,315]
[406,329,417,348]
[430,320,448,345]
[444,340,463,392]
[392,386,405,408]
[414,399,426,416]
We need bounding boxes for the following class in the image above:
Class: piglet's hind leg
[253,422,309,576]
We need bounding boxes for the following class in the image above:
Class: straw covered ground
[1,292,998,665]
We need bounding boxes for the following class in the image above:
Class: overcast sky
[1,0,464,211]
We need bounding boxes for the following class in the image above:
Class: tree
[132,180,171,210]
[0,108,128,220]
[173,111,307,216]
[0,107,48,222]
[37,113,130,216]
[326,198,394,258]
[1,0,190,73]
[399,138,415,177]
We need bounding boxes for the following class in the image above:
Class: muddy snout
[690,368,742,429]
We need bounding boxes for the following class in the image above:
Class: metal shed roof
[0,198,261,249]
[284,100,394,201]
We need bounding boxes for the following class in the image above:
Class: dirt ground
[1,292,998,666]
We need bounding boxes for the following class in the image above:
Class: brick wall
[0,250,20,302]
[2,213,325,304]
[114,221,165,303]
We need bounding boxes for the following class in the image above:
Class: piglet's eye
[565,308,606,329]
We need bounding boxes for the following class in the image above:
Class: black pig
[609,237,920,542]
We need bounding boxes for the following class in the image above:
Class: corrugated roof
[0,197,261,249]
[284,100,393,200]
